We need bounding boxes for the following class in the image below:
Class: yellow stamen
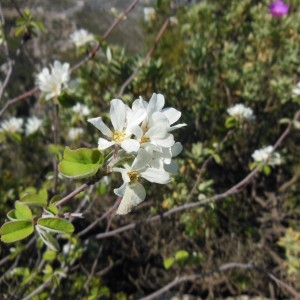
[128,170,139,182]
[140,135,150,144]
[112,130,126,143]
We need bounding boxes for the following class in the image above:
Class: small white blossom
[68,127,84,141]
[252,145,282,166]
[25,116,43,136]
[227,103,255,121]
[133,93,186,152]
[70,29,95,48]
[292,82,300,96]
[113,149,170,214]
[0,117,23,134]
[36,60,70,100]
[144,7,156,22]
[72,103,91,117]
[88,99,146,153]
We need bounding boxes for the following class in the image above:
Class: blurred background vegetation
[1,0,300,299]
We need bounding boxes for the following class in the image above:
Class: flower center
[112,130,126,143]
[127,170,139,182]
[140,135,150,144]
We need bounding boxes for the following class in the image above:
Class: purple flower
[269,0,289,17]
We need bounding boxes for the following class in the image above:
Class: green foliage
[0,220,34,243]
[58,147,104,179]
[14,8,45,40]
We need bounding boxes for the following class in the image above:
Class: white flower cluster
[227,103,255,121]
[143,7,156,22]
[70,29,95,48]
[252,145,282,166]
[88,93,186,214]
[72,103,90,117]
[36,60,70,100]
[68,127,84,141]
[0,116,42,136]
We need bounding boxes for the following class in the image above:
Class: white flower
[113,149,170,214]
[133,93,186,151]
[292,82,300,96]
[252,145,282,166]
[72,103,90,117]
[25,116,43,136]
[144,7,156,22]
[0,117,23,134]
[227,103,255,121]
[36,60,70,100]
[68,127,84,141]
[70,29,95,48]
[150,142,183,174]
[88,99,146,153]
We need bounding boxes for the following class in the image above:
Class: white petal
[121,139,140,153]
[162,108,181,125]
[127,106,146,128]
[116,182,146,215]
[171,142,183,157]
[110,99,126,131]
[88,117,112,137]
[164,161,178,174]
[141,167,170,184]
[132,149,152,170]
[114,182,127,197]
[128,125,143,140]
[147,93,165,115]
[155,134,175,148]
[169,123,187,132]
[98,138,115,150]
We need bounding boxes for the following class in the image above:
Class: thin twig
[118,17,170,97]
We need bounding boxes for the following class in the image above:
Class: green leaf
[163,257,175,269]
[37,218,74,234]
[7,209,17,221]
[263,165,271,176]
[43,249,57,261]
[0,220,34,243]
[15,201,33,220]
[21,188,48,207]
[175,250,189,261]
[58,147,103,179]
[44,205,59,216]
[36,226,60,251]
[57,92,78,108]
[50,195,62,205]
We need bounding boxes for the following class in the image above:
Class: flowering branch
[95,109,300,240]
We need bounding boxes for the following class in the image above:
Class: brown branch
[118,17,170,97]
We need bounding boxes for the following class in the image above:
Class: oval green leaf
[0,220,34,243]
[15,201,33,220]
[58,147,103,179]
[37,218,74,234]
[163,257,175,269]
[175,250,189,261]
